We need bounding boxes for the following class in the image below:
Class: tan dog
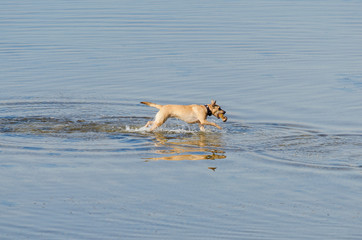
[141,100,227,131]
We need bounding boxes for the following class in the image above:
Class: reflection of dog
[141,100,227,131]
[144,131,226,161]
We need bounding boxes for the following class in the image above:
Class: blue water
[1,1,362,239]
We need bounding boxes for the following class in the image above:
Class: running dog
[141,100,227,131]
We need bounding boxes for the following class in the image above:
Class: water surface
[1,1,362,239]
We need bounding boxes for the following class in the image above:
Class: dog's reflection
[145,132,226,161]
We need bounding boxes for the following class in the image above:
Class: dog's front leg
[198,123,205,131]
[200,120,222,130]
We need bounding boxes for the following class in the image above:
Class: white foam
[123,125,149,133]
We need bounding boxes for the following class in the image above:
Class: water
[1,0,362,239]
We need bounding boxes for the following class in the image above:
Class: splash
[0,116,215,136]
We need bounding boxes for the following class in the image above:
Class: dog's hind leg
[149,111,168,131]
[149,121,163,131]
[144,121,153,128]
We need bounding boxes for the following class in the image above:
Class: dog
[141,100,227,131]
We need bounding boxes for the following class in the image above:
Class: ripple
[0,116,151,135]
[227,122,362,171]
[0,101,228,162]
[1,101,362,170]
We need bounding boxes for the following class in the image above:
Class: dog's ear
[211,100,216,106]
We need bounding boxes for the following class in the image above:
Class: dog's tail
[140,101,163,109]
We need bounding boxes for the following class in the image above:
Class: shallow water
[1,1,362,239]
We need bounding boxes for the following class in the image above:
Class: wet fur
[141,100,227,131]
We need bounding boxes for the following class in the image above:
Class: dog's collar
[204,105,212,116]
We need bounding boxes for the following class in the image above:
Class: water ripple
[227,122,362,171]
[1,101,362,172]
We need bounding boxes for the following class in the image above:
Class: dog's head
[208,100,227,122]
